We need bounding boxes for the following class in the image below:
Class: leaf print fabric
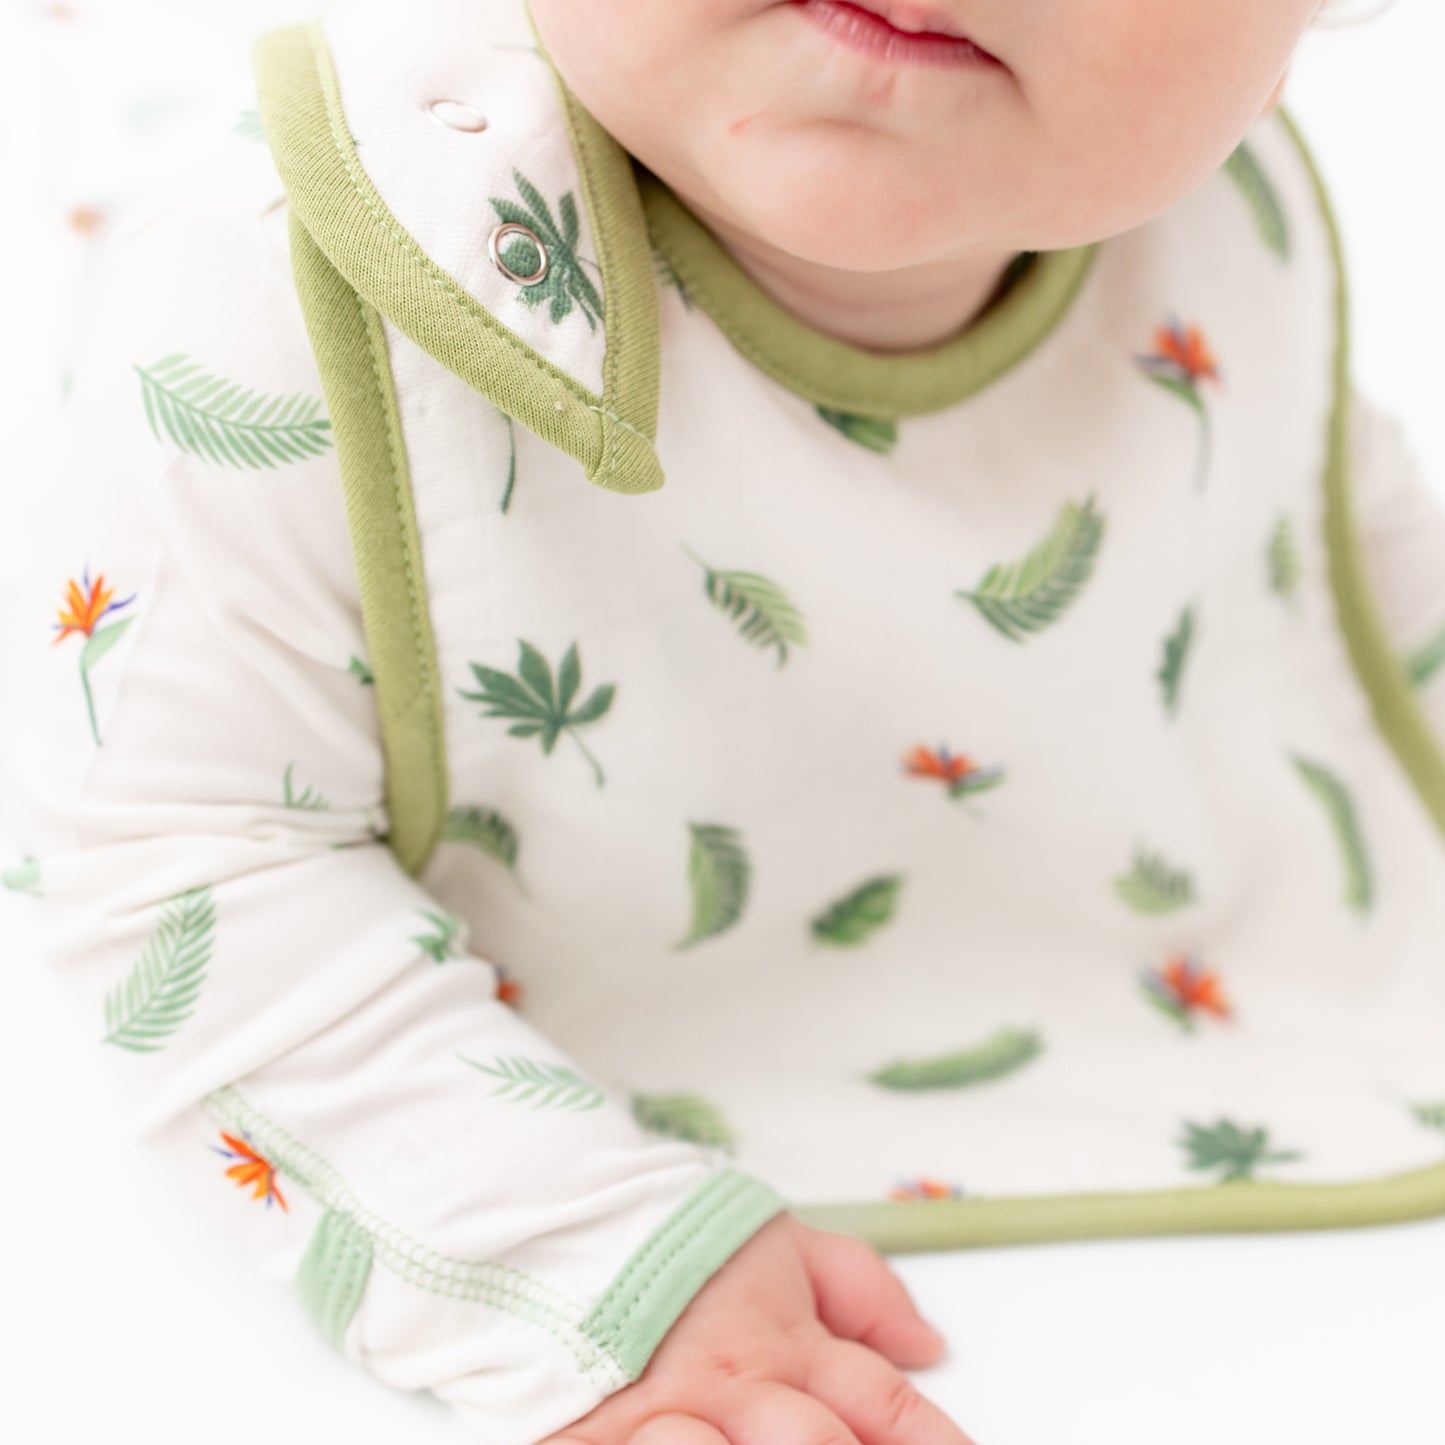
[676,823,751,948]
[1114,848,1197,915]
[489,168,604,331]
[135,353,333,469]
[51,565,136,746]
[869,1028,1043,1091]
[1290,753,1373,912]
[102,886,215,1053]
[681,545,808,665]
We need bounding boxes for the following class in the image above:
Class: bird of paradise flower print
[902,743,1005,802]
[1140,955,1234,1033]
[51,565,137,746]
[888,1177,965,1201]
[208,1129,288,1210]
[1134,315,1223,492]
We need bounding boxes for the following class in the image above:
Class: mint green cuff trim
[582,1168,789,1379]
[296,1207,374,1350]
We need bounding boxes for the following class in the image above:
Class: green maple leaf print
[632,1092,737,1151]
[347,654,374,685]
[1268,512,1301,601]
[412,908,465,963]
[956,495,1105,642]
[1157,604,1195,718]
[281,761,329,811]
[102,885,216,1052]
[1177,1117,1303,1182]
[135,354,333,469]
[810,875,904,947]
[816,407,898,456]
[458,1053,605,1111]
[457,639,615,787]
[680,545,809,666]
[443,806,522,877]
[1114,847,1197,914]
[1290,752,1372,913]
[1405,619,1445,689]
[1,855,41,896]
[868,1027,1043,1091]
[489,168,605,332]
[675,822,751,949]
[1222,139,1291,261]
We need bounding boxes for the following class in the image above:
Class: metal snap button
[488,222,550,285]
[427,98,488,132]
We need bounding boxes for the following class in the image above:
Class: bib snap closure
[489,222,550,285]
[427,98,488,132]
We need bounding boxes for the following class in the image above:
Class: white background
[2,1,1443,1442]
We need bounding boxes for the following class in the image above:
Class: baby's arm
[1346,386,1445,745]
[1,199,962,1445]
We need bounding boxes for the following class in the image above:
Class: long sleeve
[0,197,787,1445]
[1346,384,1445,747]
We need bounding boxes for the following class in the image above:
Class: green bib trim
[639,165,1100,419]
[252,18,665,496]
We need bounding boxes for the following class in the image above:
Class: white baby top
[7,0,1445,1441]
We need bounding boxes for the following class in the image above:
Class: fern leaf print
[810,875,904,947]
[1222,139,1291,260]
[869,1027,1043,1091]
[1268,512,1301,602]
[902,743,1005,802]
[1133,317,1222,492]
[489,168,604,330]
[51,565,137,747]
[1114,847,1197,914]
[348,654,374,685]
[457,639,615,787]
[135,354,333,469]
[281,761,329,811]
[1,855,41,897]
[443,805,524,890]
[412,908,466,963]
[1157,604,1195,717]
[102,885,216,1052]
[816,407,899,456]
[955,496,1104,642]
[653,248,693,311]
[1409,1100,1445,1135]
[458,1053,605,1111]
[675,822,751,949]
[632,1092,737,1151]
[1177,1117,1303,1183]
[1291,752,1373,912]
[679,545,808,666]
[1405,619,1445,689]
[234,107,267,142]
[208,1129,288,1210]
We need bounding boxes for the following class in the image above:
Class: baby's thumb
[792,1222,949,1370]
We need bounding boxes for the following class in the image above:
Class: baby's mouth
[790,0,1005,67]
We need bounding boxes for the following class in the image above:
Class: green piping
[252,19,664,495]
[638,165,1100,419]
[287,208,449,878]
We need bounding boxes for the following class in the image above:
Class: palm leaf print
[816,407,898,456]
[1268,512,1301,600]
[135,354,333,469]
[653,249,693,311]
[458,1053,604,1111]
[1409,1100,1445,1134]
[1177,1117,1302,1183]
[234,107,266,142]
[1405,619,1445,689]
[489,168,605,331]
[443,805,522,878]
[499,412,518,514]
[1290,752,1372,912]
[680,545,808,666]
[102,885,216,1052]
[632,1092,737,1151]
[412,908,465,963]
[869,1027,1043,1091]
[1157,604,1195,717]
[281,761,329,811]
[1222,140,1291,261]
[457,640,615,787]
[955,496,1104,642]
[2,855,41,896]
[1114,847,1197,914]
[810,875,903,947]
[675,823,751,949]
[348,654,374,685]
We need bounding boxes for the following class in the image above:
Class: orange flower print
[1134,314,1223,493]
[51,565,137,747]
[889,1177,965,1201]
[903,743,1004,802]
[1139,954,1234,1033]
[208,1130,289,1211]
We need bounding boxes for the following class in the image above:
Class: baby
[9,1,1445,1444]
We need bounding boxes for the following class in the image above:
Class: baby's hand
[541,1211,976,1445]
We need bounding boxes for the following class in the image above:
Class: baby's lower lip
[792,0,1004,68]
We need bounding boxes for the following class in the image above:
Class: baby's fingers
[630,1414,731,1445]
[805,1336,979,1445]
[721,1379,863,1445]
